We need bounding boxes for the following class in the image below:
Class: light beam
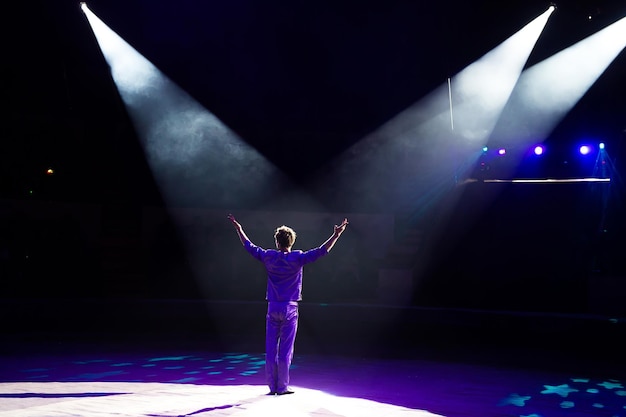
[80,3,290,210]
[308,7,554,216]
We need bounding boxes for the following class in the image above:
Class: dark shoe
[277,390,294,395]
[267,391,276,396]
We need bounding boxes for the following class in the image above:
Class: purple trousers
[265,301,299,393]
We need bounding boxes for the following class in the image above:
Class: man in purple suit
[227,214,348,395]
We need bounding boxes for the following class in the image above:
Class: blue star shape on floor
[598,381,624,390]
[571,378,589,383]
[541,384,579,397]
[499,393,531,406]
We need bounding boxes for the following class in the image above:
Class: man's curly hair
[274,225,296,249]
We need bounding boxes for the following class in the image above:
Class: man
[227,213,348,395]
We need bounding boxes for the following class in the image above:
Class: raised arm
[227,213,252,246]
[322,218,349,252]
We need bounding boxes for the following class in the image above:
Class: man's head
[274,225,296,250]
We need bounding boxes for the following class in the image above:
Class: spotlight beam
[307,6,554,213]
[80,3,290,209]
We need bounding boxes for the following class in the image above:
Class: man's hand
[228,213,250,246]
[227,213,242,231]
[334,218,348,237]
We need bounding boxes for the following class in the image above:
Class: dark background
[2,0,626,316]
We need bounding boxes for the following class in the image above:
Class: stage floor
[1,337,625,417]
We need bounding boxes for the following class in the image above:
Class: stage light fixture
[498,148,506,156]
[599,142,605,150]
[534,145,544,155]
[579,145,591,155]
